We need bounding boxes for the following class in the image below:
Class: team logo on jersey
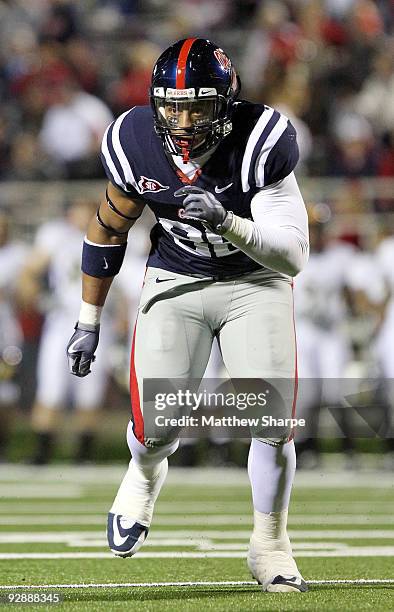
[138,176,170,194]
[214,49,231,71]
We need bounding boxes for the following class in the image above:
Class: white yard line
[288,516,394,525]
[0,504,108,513]
[0,579,393,590]
[0,534,351,549]
[291,502,394,510]
[196,542,349,551]
[0,485,82,498]
[1,501,394,514]
[0,534,106,544]
[0,466,393,488]
[0,466,126,484]
[0,548,394,559]
[0,516,105,525]
[1,514,394,525]
[290,516,394,525]
[0,529,393,540]
[62,540,351,550]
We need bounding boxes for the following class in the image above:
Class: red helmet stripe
[176,38,197,88]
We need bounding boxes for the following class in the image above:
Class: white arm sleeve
[223,172,309,276]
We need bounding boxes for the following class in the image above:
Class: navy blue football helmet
[150,38,240,161]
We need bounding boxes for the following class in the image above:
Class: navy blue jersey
[101,101,299,278]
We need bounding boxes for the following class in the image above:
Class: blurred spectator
[267,65,313,172]
[355,43,394,137]
[341,0,384,88]
[8,40,73,101]
[240,1,293,101]
[39,78,113,178]
[168,0,233,34]
[65,38,101,94]
[109,40,161,113]
[39,0,80,43]
[5,132,63,180]
[329,112,377,176]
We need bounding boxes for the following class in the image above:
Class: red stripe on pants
[289,281,298,441]
[129,319,145,444]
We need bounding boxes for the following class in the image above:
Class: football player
[67,39,309,592]
[294,217,355,466]
[21,198,118,464]
[373,232,394,458]
[0,210,28,459]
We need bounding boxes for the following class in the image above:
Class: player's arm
[223,173,309,276]
[175,173,309,277]
[67,182,145,377]
[81,182,145,303]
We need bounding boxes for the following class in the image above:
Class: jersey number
[159,218,238,258]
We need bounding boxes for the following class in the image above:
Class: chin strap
[174,137,193,163]
[182,145,191,163]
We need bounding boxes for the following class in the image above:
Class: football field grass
[0,464,393,610]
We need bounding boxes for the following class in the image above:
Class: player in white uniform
[22,199,116,464]
[0,210,28,459]
[374,234,394,452]
[294,220,355,464]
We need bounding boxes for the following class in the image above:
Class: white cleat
[247,548,308,593]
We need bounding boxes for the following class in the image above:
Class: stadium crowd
[0,0,393,464]
[0,0,393,183]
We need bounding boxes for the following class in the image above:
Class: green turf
[2,584,393,612]
[0,467,393,611]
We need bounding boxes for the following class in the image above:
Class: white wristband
[79,300,102,326]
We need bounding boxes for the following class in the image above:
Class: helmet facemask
[150,87,233,162]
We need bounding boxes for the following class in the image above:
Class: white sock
[247,439,295,556]
[247,439,296,513]
[110,458,168,526]
[250,508,292,554]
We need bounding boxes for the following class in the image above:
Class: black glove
[174,186,233,234]
[67,322,100,377]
